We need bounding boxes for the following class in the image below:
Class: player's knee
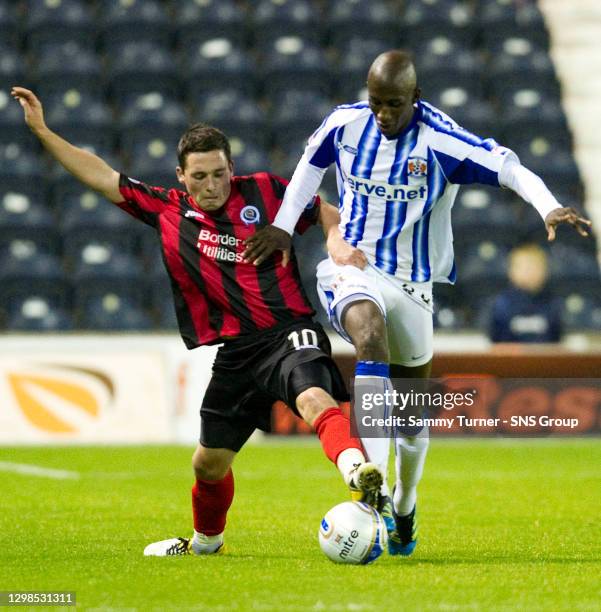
[351,323,387,361]
[296,386,336,427]
[192,447,231,481]
[342,302,387,360]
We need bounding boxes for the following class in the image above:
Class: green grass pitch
[1,439,600,611]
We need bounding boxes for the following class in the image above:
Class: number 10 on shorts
[288,329,319,350]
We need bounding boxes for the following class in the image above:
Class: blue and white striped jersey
[301,100,518,283]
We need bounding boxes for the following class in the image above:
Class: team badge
[240,205,260,224]
[407,157,428,177]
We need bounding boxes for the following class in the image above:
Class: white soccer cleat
[346,462,384,508]
[143,537,191,557]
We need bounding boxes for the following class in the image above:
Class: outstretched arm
[11,87,122,203]
[498,158,592,241]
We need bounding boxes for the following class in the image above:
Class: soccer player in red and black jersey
[13,86,384,556]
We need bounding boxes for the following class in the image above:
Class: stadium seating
[261,38,331,99]
[33,42,103,99]
[194,91,267,147]
[174,0,247,48]
[105,42,180,103]
[402,0,478,48]
[1,0,597,332]
[24,0,95,52]
[329,0,400,48]
[6,297,74,332]
[98,0,171,49]
[0,0,18,47]
[118,92,189,150]
[253,0,320,48]
[185,39,257,100]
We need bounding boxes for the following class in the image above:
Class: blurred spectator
[489,243,562,343]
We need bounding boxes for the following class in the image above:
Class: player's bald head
[367,50,417,91]
[366,50,419,138]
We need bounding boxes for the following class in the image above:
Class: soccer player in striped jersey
[243,50,592,556]
[12,86,385,557]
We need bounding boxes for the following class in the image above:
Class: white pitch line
[0,461,80,480]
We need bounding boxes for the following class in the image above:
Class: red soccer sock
[191,468,234,536]
[313,407,362,464]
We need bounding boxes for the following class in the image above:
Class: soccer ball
[318,501,387,564]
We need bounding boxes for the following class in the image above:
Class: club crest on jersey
[407,157,428,177]
[240,205,260,224]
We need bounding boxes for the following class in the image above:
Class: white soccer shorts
[316,257,434,367]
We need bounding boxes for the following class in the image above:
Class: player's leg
[385,280,434,555]
[290,359,383,506]
[340,299,393,496]
[316,258,393,497]
[144,363,255,557]
[189,444,237,555]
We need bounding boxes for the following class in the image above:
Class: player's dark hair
[177,123,232,168]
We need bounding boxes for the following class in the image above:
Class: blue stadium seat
[453,186,520,250]
[33,41,102,98]
[125,137,180,185]
[0,0,18,46]
[270,89,331,150]
[118,92,189,150]
[174,0,247,48]
[60,189,143,254]
[24,0,95,52]
[0,143,43,196]
[69,242,146,310]
[0,43,26,94]
[230,139,271,176]
[329,0,400,49]
[0,243,69,312]
[433,295,470,331]
[486,38,559,99]
[425,88,496,138]
[495,85,568,136]
[479,0,550,50]
[516,143,580,188]
[185,39,258,99]
[194,92,267,147]
[253,0,320,48]
[548,245,600,287]
[402,0,478,48]
[76,292,153,331]
[99,0,171,49]
[6,297,74,332]
[458,241,510,292]
[562,292,601,332]
[0,184,58,251]
[261,38,331,99]
[105,42,180,103]
[43,90,114,150]
[416,38,484,98]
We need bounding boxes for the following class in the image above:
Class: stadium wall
[1,334,600,444]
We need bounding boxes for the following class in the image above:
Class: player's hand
[545,207,592,241]
[11,87,47,135]
[243,225,292,267]
[327,232,368,269]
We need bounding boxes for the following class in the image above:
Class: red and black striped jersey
[117,172,320,348]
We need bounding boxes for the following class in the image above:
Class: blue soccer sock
[354,361,392,496]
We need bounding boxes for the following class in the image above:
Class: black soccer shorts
[200,318,349,452]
